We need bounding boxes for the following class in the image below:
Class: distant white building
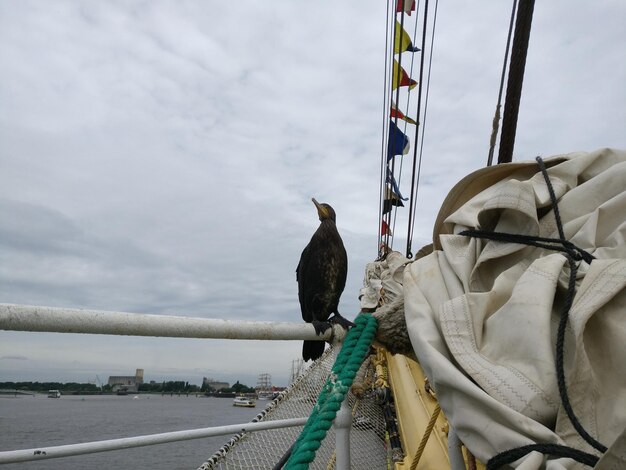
[202,377,229,391]
[108,368,144,392]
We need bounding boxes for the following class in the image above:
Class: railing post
[334,399,352,469]
[331,330,352,470]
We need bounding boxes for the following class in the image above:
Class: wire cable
[407,0,438,254]
[378,0,393,257]
[404,0,430,258]
[487,0,518,167]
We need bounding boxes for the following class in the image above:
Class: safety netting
[197,347,389,470]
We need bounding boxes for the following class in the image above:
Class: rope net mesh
[197,347,388,469]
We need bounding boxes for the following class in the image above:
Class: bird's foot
[311,320,332,336]
[328,314,355,329]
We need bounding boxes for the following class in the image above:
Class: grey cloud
[1,355,28,361]
[0,1,624,385]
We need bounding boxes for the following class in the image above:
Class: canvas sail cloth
[380,149,626,468]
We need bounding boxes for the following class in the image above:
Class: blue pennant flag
[386,168,408,201]
[388,120,410,161]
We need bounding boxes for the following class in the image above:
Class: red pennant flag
[391,101,417,125]
[381,220,393,236]
[396,0,416,16]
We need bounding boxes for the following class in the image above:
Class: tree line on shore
[0,381,100,393]
[140,380,255,394]
[0,380,256,394]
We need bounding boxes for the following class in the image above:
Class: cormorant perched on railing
[297,198,352,361]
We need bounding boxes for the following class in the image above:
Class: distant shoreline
[0,389,253,398]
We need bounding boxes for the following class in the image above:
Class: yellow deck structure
[385,351,483,470]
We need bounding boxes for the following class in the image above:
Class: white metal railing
[0,303,346,341]
[0,303,352,468]
[0,417,308,464]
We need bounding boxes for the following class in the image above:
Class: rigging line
[402,0,421,116]
[408,0,438,248]
[381,2,397,257]
[487,0,518,167]
[405,0,430,258]
[391,0,422,245]
[384,7,401,253]
[378,0,393,257]
[389,156,403,247]
[397,0,421,245]
[385,5,410,253]
[386,8,408,252]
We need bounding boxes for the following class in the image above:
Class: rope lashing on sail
[283,314,378,470]
[459,230,595,265]
[486,444,600,470]
[460,157,606,469]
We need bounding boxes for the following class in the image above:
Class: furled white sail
[374,148,626,468]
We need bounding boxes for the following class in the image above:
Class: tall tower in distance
[135,369,144,385]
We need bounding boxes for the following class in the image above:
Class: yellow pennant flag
[394,21,420,54]
[392,60,417,90]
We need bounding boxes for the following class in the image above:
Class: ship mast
[496,0,536,164]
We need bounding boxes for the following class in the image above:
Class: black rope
[460,157,606,468]
[458,230,595,265]
[536,154,607,455]
[485,444,599,470]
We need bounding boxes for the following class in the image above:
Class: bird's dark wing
[297,237,331,323]
[296,241,311,322]
[333,245,348,312]
[295,242,310,283]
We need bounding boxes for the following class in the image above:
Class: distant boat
[256,373,273,400]
[232,396,255,408]
[47,390,61,398]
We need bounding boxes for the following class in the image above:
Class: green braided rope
[284,313,378,470]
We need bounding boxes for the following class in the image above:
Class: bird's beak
[312,198,329,219]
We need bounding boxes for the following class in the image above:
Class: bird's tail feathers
[302,340,325,362]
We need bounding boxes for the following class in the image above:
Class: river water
[0,393,262,469]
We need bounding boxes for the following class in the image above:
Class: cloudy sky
[1,1,624,388]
